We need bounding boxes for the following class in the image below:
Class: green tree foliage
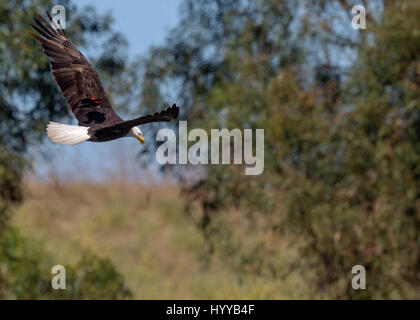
[0,227,132,299]
[141,0,420,298]
[0,0,133,298]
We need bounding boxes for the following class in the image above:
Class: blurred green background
[0,0,419,299]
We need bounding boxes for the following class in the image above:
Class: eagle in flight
[31,12,179,146]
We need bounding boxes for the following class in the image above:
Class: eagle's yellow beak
[137,134,145,144]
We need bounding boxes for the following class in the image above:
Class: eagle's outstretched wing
[94,104,179,135]
[122,104,179,127]
[31,12,122,127]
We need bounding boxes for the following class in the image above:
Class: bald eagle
[31,12,179,146]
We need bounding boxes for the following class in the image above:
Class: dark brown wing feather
[31,12,122,127]
[122,104,180,127]
[93,104,179,138]
[121,104,179,128]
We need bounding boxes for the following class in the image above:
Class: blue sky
[77,0,182,57]
[32,1,182,182]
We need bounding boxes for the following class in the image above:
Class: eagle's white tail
[46,122,90,146]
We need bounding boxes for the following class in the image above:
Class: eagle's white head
[128,127,145,144]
